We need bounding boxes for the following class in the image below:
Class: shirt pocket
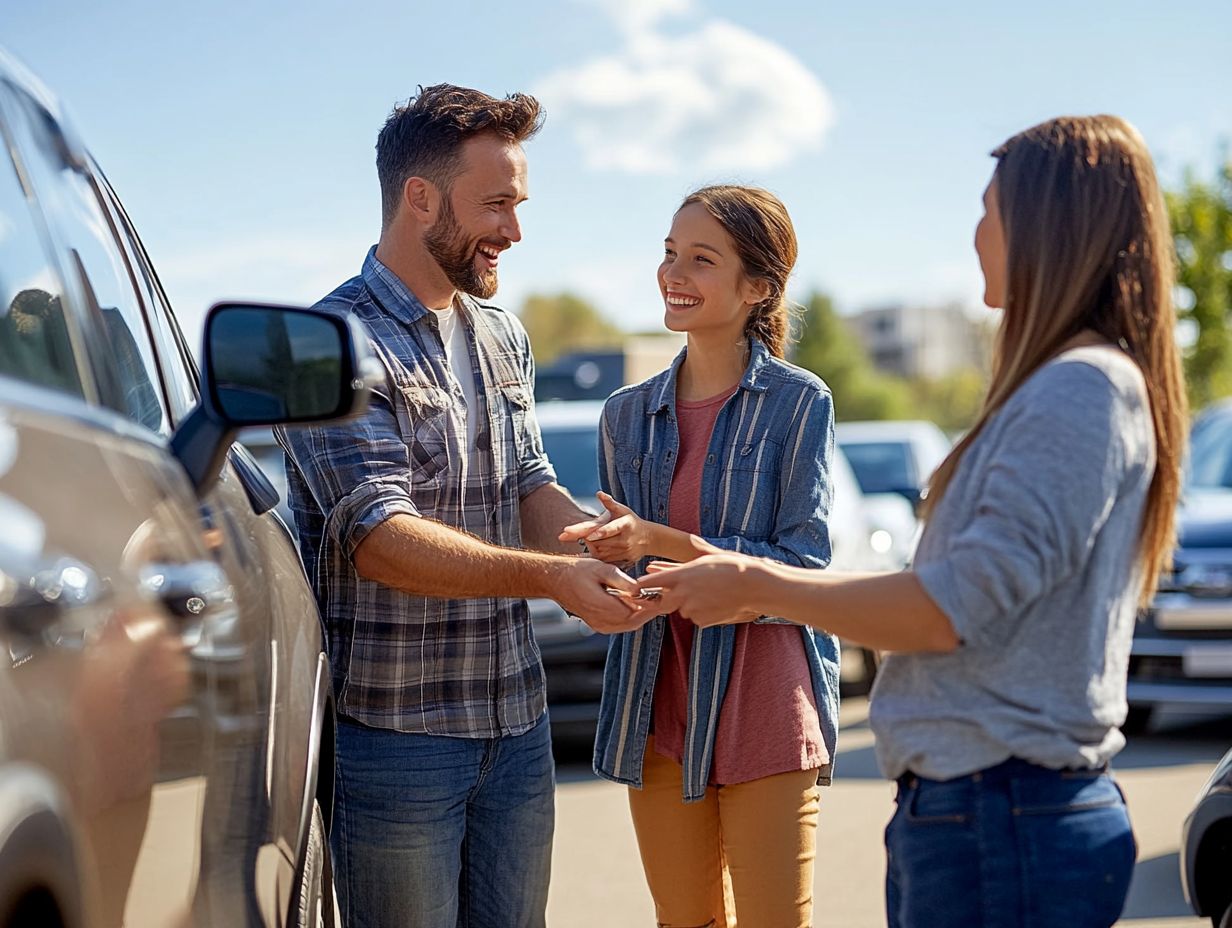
[720,436,782,536]
[609,441,646,498]
[395,384,451,486]
[497,382,536,462]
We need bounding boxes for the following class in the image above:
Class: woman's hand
[560,491,655,567]
[632,554,766,627]
[557,504,613,547]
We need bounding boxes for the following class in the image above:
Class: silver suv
[0,50,374,927]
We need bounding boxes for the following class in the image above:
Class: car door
[0,76,227,926]
[99,177,326,926]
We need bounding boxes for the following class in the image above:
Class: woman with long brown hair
[560,185,839,927]
[632,116,1187,928]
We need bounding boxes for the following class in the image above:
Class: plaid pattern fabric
[278,248,555,738]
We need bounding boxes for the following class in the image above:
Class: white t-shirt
[434,305,479,450]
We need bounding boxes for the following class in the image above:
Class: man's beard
[424,195,500,299]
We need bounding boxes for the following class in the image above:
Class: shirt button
[706,454,715,464]
[657,505,665,515]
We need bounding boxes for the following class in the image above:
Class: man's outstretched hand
[552,558,652,634]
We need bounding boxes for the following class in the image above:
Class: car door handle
[0,557,106,649]
[139,561,236,648]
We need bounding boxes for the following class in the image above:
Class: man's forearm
[354,513,571,599]
[520,482,594,554]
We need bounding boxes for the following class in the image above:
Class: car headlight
[869,530,894,555]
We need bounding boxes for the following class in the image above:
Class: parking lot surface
[549,697,1230,927]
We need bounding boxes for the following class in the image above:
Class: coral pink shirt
[652,386,827,785]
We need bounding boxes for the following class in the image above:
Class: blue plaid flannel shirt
[278,247,556,738]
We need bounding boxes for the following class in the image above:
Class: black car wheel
[296,800,337,928]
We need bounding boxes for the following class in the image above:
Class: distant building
[534,333,685,402]
[850,302,992,380]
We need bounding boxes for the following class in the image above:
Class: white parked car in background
[835,419,952,505]
[836,419,953,567]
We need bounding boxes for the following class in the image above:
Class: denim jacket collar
[647,337,775,414]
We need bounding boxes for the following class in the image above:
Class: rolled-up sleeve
[515,326,556,498]
[278,383,419,561]
[914,364,1128,650]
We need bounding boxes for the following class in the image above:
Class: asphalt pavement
[548,698,1232,928]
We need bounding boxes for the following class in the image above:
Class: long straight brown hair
[924,115,1188,605]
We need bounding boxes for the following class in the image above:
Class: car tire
[1122,704,1154,736]
[296,800,337,928]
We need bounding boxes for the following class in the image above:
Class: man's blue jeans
[885,758,1136,928]
[332,713,555,928]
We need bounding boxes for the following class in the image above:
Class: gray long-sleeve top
[871,346,1156,780]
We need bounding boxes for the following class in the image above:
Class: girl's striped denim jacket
[592,338,842,801]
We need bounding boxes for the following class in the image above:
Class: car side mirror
[171,302,379,494]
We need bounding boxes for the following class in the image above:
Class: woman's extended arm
[559,491,721,564]
[635,555,960,653]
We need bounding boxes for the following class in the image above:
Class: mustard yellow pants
[627,737,821,928]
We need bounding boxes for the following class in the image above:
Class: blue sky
[3,0,1229,348]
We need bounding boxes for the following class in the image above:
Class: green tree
[518,292,624,366]
[1168,158,1232,409]
[910,368,988,433]
[790,291,913,421]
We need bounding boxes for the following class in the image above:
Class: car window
[3,87,167,434]
[1188,414,1232,490]
[0,124,86,400]
[99,178,198,423]
[540,426,601,499]
[839,440,915,494]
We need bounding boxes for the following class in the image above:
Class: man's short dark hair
[376,84,544,227]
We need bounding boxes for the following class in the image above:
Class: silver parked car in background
[0,49,375,927]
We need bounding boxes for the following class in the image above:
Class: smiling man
[278,85,639,928]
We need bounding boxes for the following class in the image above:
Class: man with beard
[277,85,641,928]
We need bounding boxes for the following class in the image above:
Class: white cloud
[537,17,834,175]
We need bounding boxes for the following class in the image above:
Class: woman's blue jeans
[332,713,555,928]
[885,758,1136,928]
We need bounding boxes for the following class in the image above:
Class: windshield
[540,426,601,499]
[1188,413,1232,490]
[839,441,914,494]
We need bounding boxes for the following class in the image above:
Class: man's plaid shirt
[278,248,556,738]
